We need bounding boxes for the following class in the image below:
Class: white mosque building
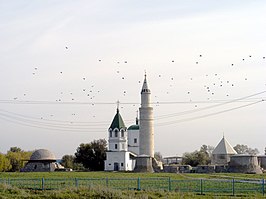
[105,74,154,171]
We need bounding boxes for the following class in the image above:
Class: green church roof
[109,109,126,130]
[128,124,139,130]
[128,117,139,130]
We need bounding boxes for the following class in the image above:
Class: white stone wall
[128,129,139,155]
[104,151,135,171]
[211,154,232,165]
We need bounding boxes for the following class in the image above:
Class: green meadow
[0,172,266,198]
[0,171,265,179]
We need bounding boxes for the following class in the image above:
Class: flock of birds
[6,46,266,122]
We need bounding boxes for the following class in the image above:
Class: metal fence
[0,177,265,196]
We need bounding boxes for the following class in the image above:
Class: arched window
[121,129,124,137]
[114,129,118,137]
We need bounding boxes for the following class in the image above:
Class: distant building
[228,154,263,174]
[163,156,182,165]
[211,136,237,165]
[21,149,64,172]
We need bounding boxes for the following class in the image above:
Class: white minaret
[139,73,154,158]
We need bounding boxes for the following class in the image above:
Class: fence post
[41,178,45,190]
[7,178,10,186]
[168,177,171,191]
[137,177,141,191]
[232,178,235,196]
[106,177,108,188]
[200,179,203,195]
[75,178,78,188]
[262,178,264,196]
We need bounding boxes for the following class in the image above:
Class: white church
[104,74,154,171]
[104,109,140,171]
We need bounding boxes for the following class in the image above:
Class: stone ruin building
[21,149,64,172]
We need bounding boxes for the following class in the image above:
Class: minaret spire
[139,73,154,157]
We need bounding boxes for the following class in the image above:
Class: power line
[156,100,264,126]
[0,97,264,105]
[155,91,266,119]
[0,115,106,133]
[0,91,264,132]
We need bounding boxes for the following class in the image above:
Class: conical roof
[212,136,237,155]
[109,109,126,130]
[141,74,151,93]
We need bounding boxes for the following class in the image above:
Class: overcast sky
[0,0,265,158]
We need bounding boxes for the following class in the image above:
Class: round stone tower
[139,73,154,157]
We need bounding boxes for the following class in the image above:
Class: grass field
[0,171,265,179]
[0,172,266,198]
[0,183,265,199]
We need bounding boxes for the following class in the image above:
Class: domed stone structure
[30,149,56,161]
[21,149,64,172]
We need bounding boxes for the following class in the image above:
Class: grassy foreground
[0,171,265,180]
[0,172,266,198]
[0,183,264,199]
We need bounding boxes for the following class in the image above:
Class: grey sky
[0,1,265,158]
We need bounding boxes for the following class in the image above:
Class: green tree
[75,139,107,171]
[0,153,11,172]
[9,147,22,153]
[61,155,75,169]
[233,144,259,155]
[182,145,211,166]
[6,147,32,172]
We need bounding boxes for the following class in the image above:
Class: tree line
[0,147,32,172]
[0,139,264,172]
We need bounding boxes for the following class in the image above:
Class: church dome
[128,124,139,130]
[128,117,139,130]
[30,149,56,161]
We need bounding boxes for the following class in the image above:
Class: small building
[22,149,64,172]
[228,154,263,174]
[104,109,137,171]
[211,136,237,165]
[163,156,182,165]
